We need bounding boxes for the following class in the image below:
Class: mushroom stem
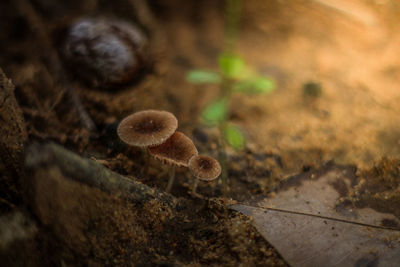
[192,178,199,194]
[191,178,204,199]
[165,166,176,193]
[141,148,150,176]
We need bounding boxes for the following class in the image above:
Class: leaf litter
[232,161,400,267]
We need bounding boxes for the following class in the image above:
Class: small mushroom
[117,110,178,176]
[117,110,178,147]
[149,131,198,167]
[149,131,198,192]
[188,155,221,197]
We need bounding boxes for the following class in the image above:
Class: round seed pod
[63,17,146,88]
[149,131,198,167]
[117,110,178,147]
[188,155,221,181]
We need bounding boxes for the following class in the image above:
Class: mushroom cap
[188,155,221,181]
[149,131,198,167]
[117,110,178,147]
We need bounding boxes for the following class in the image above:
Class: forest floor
[1,0,400,266]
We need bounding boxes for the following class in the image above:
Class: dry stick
[25,143,176,207]
[15,0,97,132]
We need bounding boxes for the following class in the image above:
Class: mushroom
[117,110,220,197]
[149,131,198,192]
[188,155,221,197]
[117,110,178,147]
[117,110,178,175]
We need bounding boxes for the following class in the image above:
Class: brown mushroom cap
[117,110,178,147]
[188,155,221,181]
[148,131,198,167]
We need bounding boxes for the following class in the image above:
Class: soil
[1,0,400,266]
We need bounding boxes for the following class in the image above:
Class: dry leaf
[232,163,400,267]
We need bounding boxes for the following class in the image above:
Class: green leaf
[233,80,252,93]
[252,77,275,93]
[186,70,221,84]
[201,98,228,125]
[233,76,275,94]
[224,125,245,150]
[235,65,257,80]
[218,53,244,79]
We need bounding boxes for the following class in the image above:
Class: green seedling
[186,0,276,191]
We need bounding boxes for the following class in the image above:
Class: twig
[25,143,176,207]
[232,203,400,232]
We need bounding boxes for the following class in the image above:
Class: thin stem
[218,0,238,190]
[212,0,242,195]
[218,123,229,194]
[217,77,233,194]
[165,166,176,193]
[224,0,242,54]
[192,178,199,195]
[141,148,150,176]
[190,178,204,199]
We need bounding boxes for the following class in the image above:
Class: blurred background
[2,0,400,172]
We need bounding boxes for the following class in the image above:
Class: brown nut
[63,17,147,88]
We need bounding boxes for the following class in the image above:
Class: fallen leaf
[232,163,400,267]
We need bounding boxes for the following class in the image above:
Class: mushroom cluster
[117,110,221,196]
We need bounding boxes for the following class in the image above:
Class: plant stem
[218,77,233,194]
[216,0,242,194]
[218,123,229,194]
[224,0,242,54]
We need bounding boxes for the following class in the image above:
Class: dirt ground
[1,0,400,266]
